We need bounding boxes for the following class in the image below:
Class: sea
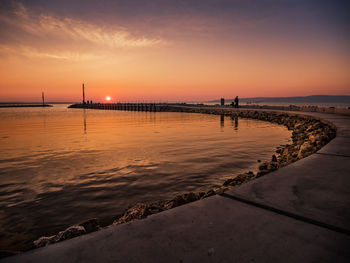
[0,104,291,252]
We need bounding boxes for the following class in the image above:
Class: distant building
[221,98,225,106]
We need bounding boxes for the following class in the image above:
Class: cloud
[0,2,166,60]
[0,44,101,61]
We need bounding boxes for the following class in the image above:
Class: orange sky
[0,1,349,102]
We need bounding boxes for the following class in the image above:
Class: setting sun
[106,96,111,101]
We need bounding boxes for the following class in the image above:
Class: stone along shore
[33,106,336,248]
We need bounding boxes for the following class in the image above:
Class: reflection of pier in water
[80,107,165,134]
[83,109,87,134]
[231,115,238,130]
[220,114,238,130]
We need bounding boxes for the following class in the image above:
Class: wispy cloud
[0,44,101,61]
[0,2,166,60]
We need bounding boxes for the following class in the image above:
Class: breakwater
[68,103,167,112]
[68,102,350,115]
[238,104,350,116]
[33,104,336,248]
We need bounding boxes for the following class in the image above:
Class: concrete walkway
[2,111,350,263]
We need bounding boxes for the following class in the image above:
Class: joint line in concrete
[220,192,350,236]
[316,152,350,158]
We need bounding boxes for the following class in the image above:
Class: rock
[267,161,279,171]
[33,224,91,248]
[33,235,57,248]
[256,170,269,177]
[271,154,278,162]
[275,148,283,154]
[297,141,315,159]
[198,192,206,199]
[320,134,329,143]
[214,187,228,194]
[258,162,268,170]
[203,189,216,198]
[115,203,149,224]
[223,173,254,186]
[308,135,317,144]
[78,218,99,233]
[306,124,316,132]
[182,192,198,203]
[147,203,164,214]
[223,178,234,186]
[150,192,201,211]
[172,195,186,206]
[56,225,86,242]
[164,201,175,210]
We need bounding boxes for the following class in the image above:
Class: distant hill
[208,95,350,103]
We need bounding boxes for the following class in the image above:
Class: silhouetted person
[234,96,239,108]
[220,98,225,106]
[231,101,235,108]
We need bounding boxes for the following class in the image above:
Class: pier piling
[68,102,168,112]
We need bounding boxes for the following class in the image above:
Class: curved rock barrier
[33,108,336,248]
[33,219,100,248]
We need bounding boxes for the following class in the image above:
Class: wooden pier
[68,103,171,112]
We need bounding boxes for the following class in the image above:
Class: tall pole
[82,83,85,104]
[42,92,45,105]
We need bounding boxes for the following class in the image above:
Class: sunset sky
[0,0,349,102]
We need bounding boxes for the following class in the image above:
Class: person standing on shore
[234,96,239,108]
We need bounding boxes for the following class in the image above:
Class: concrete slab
[318,137,350,156]
[2,195,350,263]
[226,153,350,231]
[336,128,350,138]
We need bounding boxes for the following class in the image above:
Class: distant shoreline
[207,95,350,104]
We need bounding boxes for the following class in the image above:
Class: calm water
[0,105,291,252]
